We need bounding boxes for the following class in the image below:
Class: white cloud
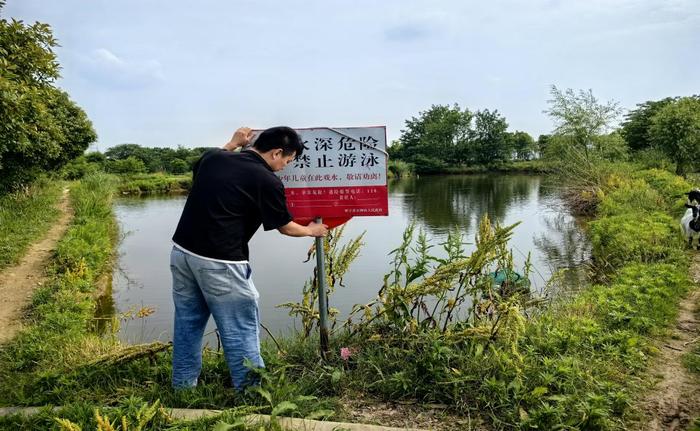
[81,48,164,89]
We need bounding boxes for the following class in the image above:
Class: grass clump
[0,177,63,269]
[589,211,682,271]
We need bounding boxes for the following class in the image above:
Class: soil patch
[339,394,489,430]
[639,254,700,430]
[0,188,73,344]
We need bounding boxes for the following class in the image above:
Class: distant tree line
[0,4,97,192]
[62,144,212,178]
[392,87,700,175]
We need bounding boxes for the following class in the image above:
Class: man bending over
[170,126,327,389]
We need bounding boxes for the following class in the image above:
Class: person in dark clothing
[170,126,327,390]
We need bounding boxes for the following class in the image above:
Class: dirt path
[640,254,700,430]
[0,188,73,344]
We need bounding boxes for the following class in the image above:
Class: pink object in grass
[340,347,352,361]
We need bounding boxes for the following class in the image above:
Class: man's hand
[278,221,329,237]
[224,127,255,151]
[307,221,328,237]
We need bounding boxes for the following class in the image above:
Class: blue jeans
[170,246,264,390]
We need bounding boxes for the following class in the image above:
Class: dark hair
[253,126,303,157]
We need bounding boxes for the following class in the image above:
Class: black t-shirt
[172,149,292,261]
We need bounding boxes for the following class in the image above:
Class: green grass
[0,173,119,401]
[117,173,191,195]
[0,177,64,270]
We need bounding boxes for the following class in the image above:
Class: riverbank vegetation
[0,178,63,270]
[1,163,698,430]
[116,173,192,195]
[0,174,118,392]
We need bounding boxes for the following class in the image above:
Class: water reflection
[109,175,590,344]
[396,175,539,234]
[533,212,591,289]
[94,277,116,335]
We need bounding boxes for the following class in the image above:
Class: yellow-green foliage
[597,178,663,217]
[631,168,693,216]
[592,169,691,270]
[279,225,365,338]
[589,212,681,270]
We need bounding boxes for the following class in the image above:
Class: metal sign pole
[315,217,330,358]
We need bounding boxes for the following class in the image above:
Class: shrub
[387,160,413,178]
[61,156,102,180]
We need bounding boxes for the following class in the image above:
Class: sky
[4,0,699,151]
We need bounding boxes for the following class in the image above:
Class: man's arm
[223,127,255,151]
[278,220,328,237]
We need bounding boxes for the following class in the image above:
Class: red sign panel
[278,127,388,226]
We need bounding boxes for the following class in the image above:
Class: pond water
[102,174,589,345]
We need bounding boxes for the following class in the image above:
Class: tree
[387,139,402,160]
[45,89,98,169]
[592,131,628,161]
[544,86,622,158]
[85,151,106,164]
[0,12,96,191]
[540,134,576,161]
[620,97,676,152]
[170,159,189,174]
[471,109,510,165]
[509,131,536,161]
[648,97,700,175]
[536,134,550,159]
[398,104,472,168]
